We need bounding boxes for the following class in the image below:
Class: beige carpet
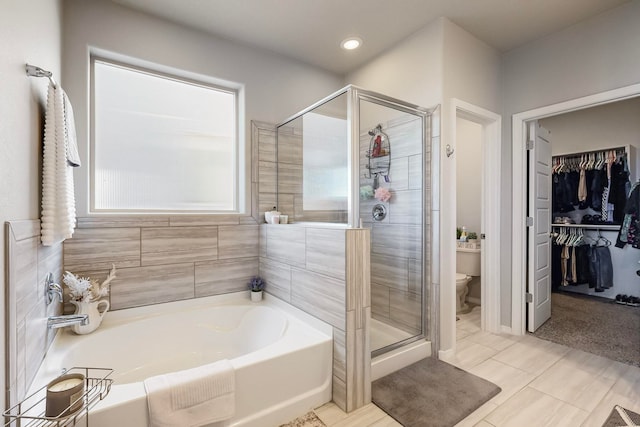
[372,357,500,427]
[534,292,640,367]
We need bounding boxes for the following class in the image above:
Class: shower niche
[276,85,433,364]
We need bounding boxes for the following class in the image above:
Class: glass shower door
[358,96,427,355]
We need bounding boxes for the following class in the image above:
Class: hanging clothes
[616,181,640,249]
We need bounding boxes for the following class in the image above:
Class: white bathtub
[29,292,333,427]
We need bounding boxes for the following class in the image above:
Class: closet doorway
[512,85,640,364]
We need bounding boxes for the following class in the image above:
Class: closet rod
[553,146,626,159]
[25,64,57,88]
[551,223,621,231]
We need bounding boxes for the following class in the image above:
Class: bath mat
[280,411,327,427]
[372,357,501,427]
[602,405,640,427]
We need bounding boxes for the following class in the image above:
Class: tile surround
[63,217,260,311]
[5,220,63,408]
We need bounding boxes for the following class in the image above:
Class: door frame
[440,99,501,359]
[511,83,640,335]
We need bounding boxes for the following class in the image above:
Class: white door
[527,121,552,332]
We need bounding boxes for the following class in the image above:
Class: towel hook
[26,64,57,88]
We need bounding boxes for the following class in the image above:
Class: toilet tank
[456,248,481,276]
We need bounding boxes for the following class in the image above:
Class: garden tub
[29,292,333,427]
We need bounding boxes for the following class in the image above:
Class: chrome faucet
[45,273,63,305]
[47,314,89,329]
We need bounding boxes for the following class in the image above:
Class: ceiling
[111,0,629,74]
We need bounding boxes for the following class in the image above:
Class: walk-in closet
[532,97,640,367]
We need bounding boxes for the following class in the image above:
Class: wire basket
[3,367,113,427]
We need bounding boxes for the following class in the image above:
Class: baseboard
[500,325,513,335]
[466,297,481,305]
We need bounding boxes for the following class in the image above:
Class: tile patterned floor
[298,305,640,427]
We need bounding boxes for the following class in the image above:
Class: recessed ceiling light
[341,37,362,50]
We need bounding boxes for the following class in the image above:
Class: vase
[250,290,263,302]
[70,299,110,335]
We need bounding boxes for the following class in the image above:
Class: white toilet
[456,248,481,313]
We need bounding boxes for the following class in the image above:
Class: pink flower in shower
[374,187,391,202]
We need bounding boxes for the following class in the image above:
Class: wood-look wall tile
[333,327,346,382]
[389,189,422,225]
[195,258,259,297]
[276,193,295,219]
[277,131,302,165]
[258,160,277,194]
[345,310,356,411]
[389,289,422,335]
[291,268,345,330]
[346,229,370,316]
[168,215,239,227]
[218,225,259,259]
[408,154,423,190]
[371,284,390,318]
[64,227,141,271]
[371,224,421,259]
[388,156,409,191]
[332,375,347,412]
[259,225,267,257]
[259,257,291,302]
[16,321,26,403]
[408,258,423,294]
[77,216,169,228]
[266,225,306,267]
[257,126,276,163]
[109,263,195,310]
[277,162,303,195]
[306,228,345,280]
[25,303,46,390]
[363,306,372,404]
[239,216,258,225]
[13,237,38,322]
[141,226,217,266]
[371,253,408,291]
[387,117,422,160]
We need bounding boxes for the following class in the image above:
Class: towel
[144,360,235,427]
[41,82,79,246]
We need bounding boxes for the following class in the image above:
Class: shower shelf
[3,367,113,427]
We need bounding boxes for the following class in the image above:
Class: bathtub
[29,292,333,427]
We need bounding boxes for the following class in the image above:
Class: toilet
[456,247,481,313]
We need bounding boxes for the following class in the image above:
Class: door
[527,121,552,332]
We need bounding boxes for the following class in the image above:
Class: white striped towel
[41,82,80,246]
[144,359,235,427]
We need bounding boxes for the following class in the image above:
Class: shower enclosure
[276,86,433,361]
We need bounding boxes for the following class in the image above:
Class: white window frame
[89,53,246,214]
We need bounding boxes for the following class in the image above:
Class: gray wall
[0,0,63,409]
[500,0,640,326]
[62,0,344,216]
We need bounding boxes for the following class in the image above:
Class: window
[91,57,241,212]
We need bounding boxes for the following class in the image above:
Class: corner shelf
[3,367,113,427]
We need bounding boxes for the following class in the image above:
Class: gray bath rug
[602,405,640,427]
[372,357,501,427]
[280,411,327,427]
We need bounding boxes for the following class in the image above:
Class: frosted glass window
[92,59,238,212]
[302,112,348,211]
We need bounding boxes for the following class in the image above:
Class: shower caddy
[364,124,391,189]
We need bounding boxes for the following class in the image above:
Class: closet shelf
[551,223,621,231]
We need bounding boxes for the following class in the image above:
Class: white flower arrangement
[63,264,116,302]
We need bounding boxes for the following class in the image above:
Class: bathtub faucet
[47,314,89,329]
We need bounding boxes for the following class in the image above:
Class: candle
[45,373,85,418]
